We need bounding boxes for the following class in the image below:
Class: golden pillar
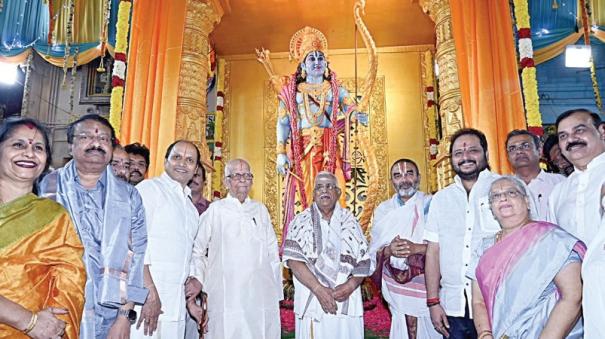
[420,0,464,189]
[175,0,222,165]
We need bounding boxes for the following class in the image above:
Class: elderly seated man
[283,171,372,339]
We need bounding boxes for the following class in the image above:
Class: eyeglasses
[228,173,253,181]
[489,189,523,202]
[507,142,533,153]
[314,183,338,191]
[74,133,113,145]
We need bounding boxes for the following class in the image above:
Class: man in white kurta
[547,109,605,338]
[370,159,440,339]
[505,130,564,220]
[284,171,371,339]
[189,158,283,339]
[131,140,201,338]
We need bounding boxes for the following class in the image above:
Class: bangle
[276,142,286,155]
[478,330,492,339]
[426,297,440,307]
[23,312,37,334]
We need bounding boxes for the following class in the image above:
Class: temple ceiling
[211,0,436,55]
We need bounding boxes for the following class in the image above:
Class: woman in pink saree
[468,176,584,339]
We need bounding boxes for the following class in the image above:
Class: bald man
[284,171,371,339]
[187,158,283,339]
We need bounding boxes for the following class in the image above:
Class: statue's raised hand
[276,153,290,176]
[356,112,369,126]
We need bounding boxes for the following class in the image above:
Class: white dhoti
[295,315,363,339]
[370,193,440,339]
[130,318,186,339]
[283,204,372,339]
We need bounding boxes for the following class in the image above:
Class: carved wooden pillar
[175,0,222,165]
[421,0,464,189]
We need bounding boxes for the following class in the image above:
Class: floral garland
[109,0,132,138]
[425,86,438,160]
[580,0,603,112]
[212,92,224,199]
[513,0,543,136]
[61,0,75,87]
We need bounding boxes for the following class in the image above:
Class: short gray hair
[224,158,251,178]
[314,171,338,188]
[489,176,528,197]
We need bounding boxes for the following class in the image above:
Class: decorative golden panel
[420,0,462,188]
[263,77,388,242]
[221,61,232,164]
[175,0,221,166]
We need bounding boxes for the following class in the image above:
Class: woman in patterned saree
[0,118,85,338]
[468,176,584,339]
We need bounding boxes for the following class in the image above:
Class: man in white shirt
[370,158,440,339]
[548,109,605,338]
[424,128,501,339]
[131,140,201,338]
[284,171,371,339]
[187,158,283,339]
[505,129,564,220]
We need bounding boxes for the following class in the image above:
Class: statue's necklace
[298,81,331,126]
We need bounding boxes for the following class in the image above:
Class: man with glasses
[111,144,131,182]
[505,129,564,220]
[187,158,282,339]
[39,114,148,339]
[131,140,202,339]
[284,171,371,339]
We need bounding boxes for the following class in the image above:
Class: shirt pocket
[478,196,501,233]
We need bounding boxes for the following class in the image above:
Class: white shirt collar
[226,192,250,205]
[160,172,192,197]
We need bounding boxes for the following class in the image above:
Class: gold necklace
[298,81,331,126]
[495,230,504,243]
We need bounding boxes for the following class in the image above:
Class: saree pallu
[0,194,86,339]
[475,221,585,338]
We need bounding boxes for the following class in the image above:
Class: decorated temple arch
[2,0,605,235]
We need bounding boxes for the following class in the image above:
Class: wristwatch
[118,308,137,324]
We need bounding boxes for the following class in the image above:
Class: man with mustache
[125,142,150,185]
[547,109,605,338]
[543,134,574,176]
[423,128,502,339]
[284,171,371,339]
[505,130,564,220]
[369,159,440,339]
[131,140,202,339]
[111,144,131,182]
[38,114,148,339]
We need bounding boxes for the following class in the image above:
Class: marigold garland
[513,0,543,135]
[109,0,132,138]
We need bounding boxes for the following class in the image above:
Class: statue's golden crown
[289,26,328,63]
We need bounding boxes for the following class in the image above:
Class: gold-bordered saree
[0,193,86,339]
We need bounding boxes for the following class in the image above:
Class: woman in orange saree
[0,118,86,339]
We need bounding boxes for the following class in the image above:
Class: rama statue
[256,1,378,247]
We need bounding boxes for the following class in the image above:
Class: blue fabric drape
[530,0,579,50]
[0,0,120,63]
